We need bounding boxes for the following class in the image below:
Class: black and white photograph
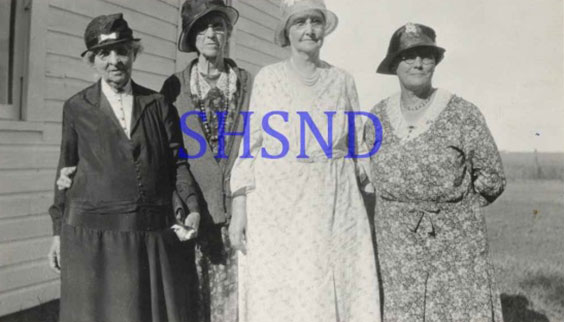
[0,0,562,321]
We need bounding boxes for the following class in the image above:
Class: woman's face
[395,47,437,91]
[93,43,135,89]
[286,10,326,54]
[193,14,229,58]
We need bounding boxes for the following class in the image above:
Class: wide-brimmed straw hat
[274,0,338,47]
[178,0,239,52]
[377,22,446,75]
[81,13,140,57]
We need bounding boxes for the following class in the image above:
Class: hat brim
[178,6,239,53]
[274,9,339,47]
[80,38,140,57]
[376,45,445,75]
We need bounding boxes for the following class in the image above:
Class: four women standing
[50,1,506,321]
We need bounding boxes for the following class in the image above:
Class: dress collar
[190,64,238,100]
[101,78,132,98]
[386,88,454,142]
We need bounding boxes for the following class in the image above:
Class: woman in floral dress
[365,23,506,321]
[228,1,381,322]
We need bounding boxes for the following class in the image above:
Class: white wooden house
[0,0,286,316]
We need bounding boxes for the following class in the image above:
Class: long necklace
[193,64,231,147]
[290,58,320,86]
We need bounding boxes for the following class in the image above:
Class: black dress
[49,81,200,322]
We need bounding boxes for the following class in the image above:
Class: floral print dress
[364,89,506,322]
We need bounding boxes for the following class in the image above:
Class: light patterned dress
[230,61,381,322]
[364,89,505,322]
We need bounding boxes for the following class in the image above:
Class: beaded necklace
[289,58,321,86]
[193,63,232,152]
[400,88,436,111]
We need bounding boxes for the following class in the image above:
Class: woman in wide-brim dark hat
[160,1,252,321]
[364,22,506,321]
[48,13,201,322]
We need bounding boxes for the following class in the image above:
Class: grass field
[486,179,564,322]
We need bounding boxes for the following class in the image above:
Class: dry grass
[485,179,564,321]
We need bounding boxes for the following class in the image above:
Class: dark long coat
[49,80,200,322]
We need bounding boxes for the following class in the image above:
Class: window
[1,0,31,120]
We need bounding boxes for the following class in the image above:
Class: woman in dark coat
[160,1,252,321]
[47,13,201,322]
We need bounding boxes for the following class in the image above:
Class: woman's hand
[56,166,77,190]
[229,194,247,254]
[172,212,200,242]
[47,236,61,274]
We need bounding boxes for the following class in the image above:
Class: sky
[322,0,564,152]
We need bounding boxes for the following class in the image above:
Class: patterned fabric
[190,65,239,155]
[230,61,381,322]
[364,90,506,322]
[195,224,238,322]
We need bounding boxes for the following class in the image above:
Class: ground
[486,179,564,322]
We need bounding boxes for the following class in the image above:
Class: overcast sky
[322,0,564,152]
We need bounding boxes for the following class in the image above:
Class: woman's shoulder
[369,93,397,116]
[257,61,287,77]
[446,94,486,123]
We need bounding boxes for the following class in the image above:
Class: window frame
[0,0,31,120]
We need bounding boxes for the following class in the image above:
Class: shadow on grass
[501,294,549,322]
[519,272,564,318]
[0,300,59,322]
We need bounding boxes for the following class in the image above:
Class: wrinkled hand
[56,166,76,190]
[172,212,200,242]
[47,236,61,274]
[229,195,247,254]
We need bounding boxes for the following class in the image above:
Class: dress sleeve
[161,96,200,214]
[229,68,269,196]
[462,101,506,206]
[345,74,371,189]
[48,102,78,235]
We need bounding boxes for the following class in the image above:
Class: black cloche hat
[178,0,239,52]
[376,22,446,75]
[81,13,140,57]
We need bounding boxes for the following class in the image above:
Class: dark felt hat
[376,23,445,75]
[178,0,239,52]
[81,13,140,57]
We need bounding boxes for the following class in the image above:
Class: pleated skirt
[59,210,197,322]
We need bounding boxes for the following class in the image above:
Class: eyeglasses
[399,50,436,65]
[196,24,227,35]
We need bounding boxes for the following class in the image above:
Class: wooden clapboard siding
[0,260,59,294]
[231,0,289,76]
[0,192,53,220]
[0,0,289,317]
[0,215,53,244]
[0,169,54,195]
[0,146,59,170]
[0,280,60,318]
[0,236,54,268]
